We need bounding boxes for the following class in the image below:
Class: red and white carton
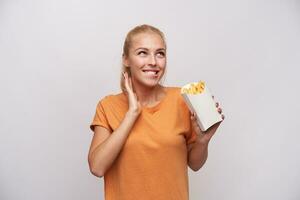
[181,81,223,132]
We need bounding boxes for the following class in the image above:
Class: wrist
[126,110,140,119]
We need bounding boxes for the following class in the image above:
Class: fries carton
[181,81,223,132]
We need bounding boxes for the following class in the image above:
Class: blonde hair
[120,24,167,93]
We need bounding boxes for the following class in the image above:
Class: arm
[88,72,141,177]
[88,111,139,177]
[188,104,224,171]
[187,138,209,171]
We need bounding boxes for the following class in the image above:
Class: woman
[88,24,224,200]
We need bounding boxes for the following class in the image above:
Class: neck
[132,83,164,106]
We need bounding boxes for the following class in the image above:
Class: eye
[138,51,147,56]
[157,51,166,58]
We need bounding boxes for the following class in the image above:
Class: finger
[217,107,222,114]
[191,111,197,118]
[128,76,133,89]
[123,72,128,86]
[221,114,225,120]
[190,114,200,129]
[190,112,196,120]
[124,73,134,97]
[134,93,139,101]
[124,72,134,93]
[206,121,221,134]
[190,111,198,121]
[123,73,130,91]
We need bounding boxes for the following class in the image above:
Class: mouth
[142,69,160,75]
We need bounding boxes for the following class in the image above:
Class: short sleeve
[90,98,113,133]
[177,87,198,145]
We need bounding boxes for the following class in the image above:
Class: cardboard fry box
[181,81,223,132]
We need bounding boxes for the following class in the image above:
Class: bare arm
[188,104,224,171]
[88,72,141,177]
[88,111,139,177]
[187,138,209,171]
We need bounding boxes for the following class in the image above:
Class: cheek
[128,60,145,76]
[158,59,167,68]
[130,58,146,69]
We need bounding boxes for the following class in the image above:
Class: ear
[122,54,129,67]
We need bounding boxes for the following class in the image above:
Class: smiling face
[123,32,167,89]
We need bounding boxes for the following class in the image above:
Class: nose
[148,54,157,66]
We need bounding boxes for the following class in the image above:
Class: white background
[1,0,299,199]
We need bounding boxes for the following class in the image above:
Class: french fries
[181,80,222,131]
[181,81,205,94]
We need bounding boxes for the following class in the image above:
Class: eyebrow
[134,47,166,52]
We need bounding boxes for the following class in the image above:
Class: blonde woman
[88,24,224,200]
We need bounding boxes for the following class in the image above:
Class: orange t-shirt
[90,87,197,200]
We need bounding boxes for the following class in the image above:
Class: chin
[145,81,160,88]
[140,79,161,88]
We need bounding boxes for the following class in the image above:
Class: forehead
[130,33,165,50]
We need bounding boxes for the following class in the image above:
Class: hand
[190,96,225,144]
[123,72,142,116]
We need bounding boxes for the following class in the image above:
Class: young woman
[88,24,224,200]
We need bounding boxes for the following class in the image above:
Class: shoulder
[165,86,184,101]
[97,92,127,107]
[165,86,191,111]
[165,86,181,95]
[164,86,188,109]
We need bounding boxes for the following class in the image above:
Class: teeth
[143,71,157,75]
[146,71,156,75]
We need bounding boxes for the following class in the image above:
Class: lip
[142,69,160,74]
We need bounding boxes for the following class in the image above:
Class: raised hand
[190,96,225,144]
[123,72,142,116]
